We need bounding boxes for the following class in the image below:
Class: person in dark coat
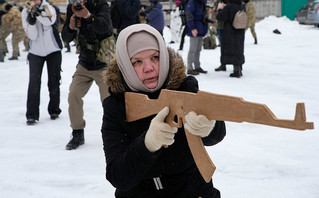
[178,0,189,51]
[216,0,245,78]
[146,0,164,35]
[62,0,113,150]
[214,0,228,72]
[101,24,226,198]
[115,0,141,34]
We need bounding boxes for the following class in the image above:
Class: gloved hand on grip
[27,13,37,25]
[69,14,81,30]
[72,3,91,18]
[184,111,216,138]
[145,107,178,152]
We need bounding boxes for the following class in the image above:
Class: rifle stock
[125,89,314,182]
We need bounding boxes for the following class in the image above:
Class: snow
[0,16,318,197]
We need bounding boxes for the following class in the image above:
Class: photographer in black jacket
[62,0,114,150]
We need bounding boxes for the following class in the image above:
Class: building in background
[11,0,314,23]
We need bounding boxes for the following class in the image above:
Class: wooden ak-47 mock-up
[125,89,314,183]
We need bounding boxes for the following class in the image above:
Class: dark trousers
[179,25,188,50]
[26,51,62,120]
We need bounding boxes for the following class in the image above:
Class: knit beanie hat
[127,31,159,58]
[115,24,169,93]
[5,3,13,11]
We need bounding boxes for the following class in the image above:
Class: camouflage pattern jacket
[1,6,23,32]
[245,1,256,27]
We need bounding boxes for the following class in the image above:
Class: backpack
[110,0,121,29]
[232,10,247,29]
[203,26,217,49]
[203,36,216,49]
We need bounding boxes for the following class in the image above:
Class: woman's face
[130,49,160,89]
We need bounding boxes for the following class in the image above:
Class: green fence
[282,0,310,20]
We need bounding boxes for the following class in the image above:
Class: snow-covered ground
[0,16,318,197]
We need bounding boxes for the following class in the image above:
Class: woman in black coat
[101,24,226,197]
[216,0,245,78]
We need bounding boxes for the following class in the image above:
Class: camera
[69,0,82,10]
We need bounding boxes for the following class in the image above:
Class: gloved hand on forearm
[72,3,91,18]
[184,111,216,137]
[145,107,178,152]
[27,12,37,25]
[29,6,41,17]
[69,14,81,30]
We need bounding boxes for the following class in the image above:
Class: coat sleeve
[202,121,226,146]
[61,4,77,43]
[84,0,113,35]
[36,3,57,26]
[216,7,228,22]
[22,8,38,40]
[101,96,160,191]
[146,7,160,21]
[185,0,196,30]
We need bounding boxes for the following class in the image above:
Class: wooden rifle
[125,89,314,182]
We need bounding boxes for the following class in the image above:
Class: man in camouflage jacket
[243,0,257,44]
[0,4,25,60]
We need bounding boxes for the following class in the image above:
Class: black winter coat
[116,0,141,34]
[216,0,245,66]
[101,48,226,198]
[62,0,113,70]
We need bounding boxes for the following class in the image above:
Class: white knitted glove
[145,107,178,152]
[184,111,216,137]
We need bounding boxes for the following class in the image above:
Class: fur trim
[104,48,186,93]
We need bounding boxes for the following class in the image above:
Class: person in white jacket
[168,1,182,44]
[22,0,63,125]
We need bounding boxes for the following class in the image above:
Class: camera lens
[75,2,82,10]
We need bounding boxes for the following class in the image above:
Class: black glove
[27,12,37,25]
[34,6,43,16]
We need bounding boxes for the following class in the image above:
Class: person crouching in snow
[101,23,226,198]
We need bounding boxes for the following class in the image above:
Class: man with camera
[22,0,63,125]
[62,0,113,150]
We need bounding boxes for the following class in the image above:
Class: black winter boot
[26,118,37,125]
[195,67,208,74]
[230,65,242,78]
[8,56,18,60]
[66,129,85,150]
[229,71,242,78]
[214,65,226,71]
[187,69,199,75]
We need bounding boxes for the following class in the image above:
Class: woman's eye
[151,56,159,62]
[132,60,141,67]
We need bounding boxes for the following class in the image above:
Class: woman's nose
[143,60,154,72]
